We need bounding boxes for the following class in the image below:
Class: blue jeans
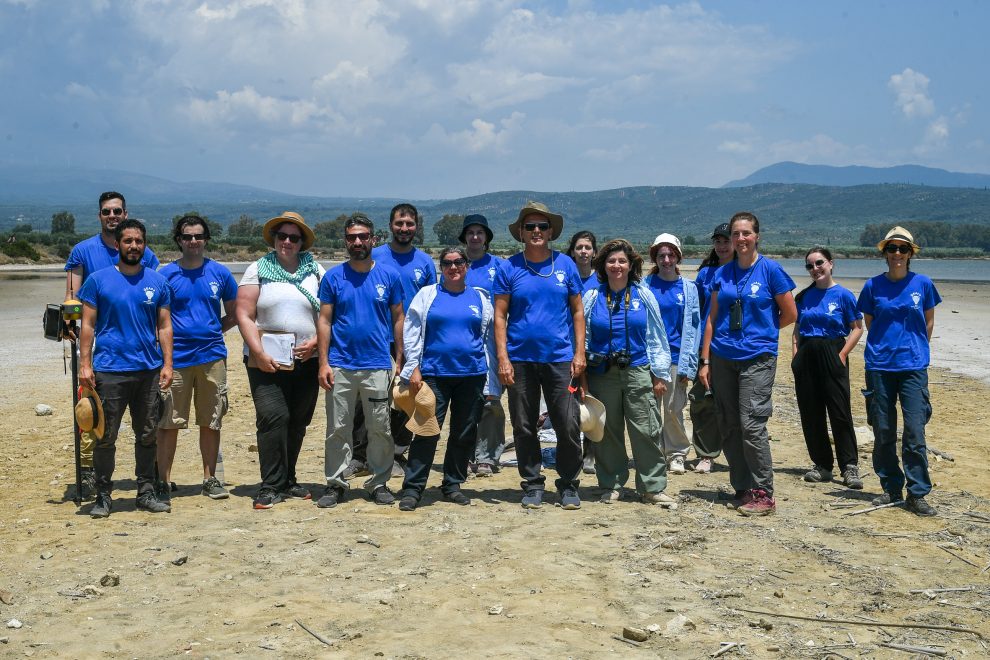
[864,369,933,498]
[401,374,486,499]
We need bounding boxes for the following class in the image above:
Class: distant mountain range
[723,162,990,189]
[3,163,990,245]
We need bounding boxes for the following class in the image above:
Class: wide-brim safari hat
[579,394,607,443]
[75,385,105,441]
[263,211,316,251]
[508,201,564,242]
[458,214,494,244]
[877,225,920,253]
[392,381,441,437]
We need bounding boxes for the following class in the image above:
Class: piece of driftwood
[936,544,980,568]
[909,586,974,594]
[843,501,904,516]
[711,642,740,658]
[611,634,642,648]
[731,607,985,639]
[927,446,955,461]
[880,641,947,656]
[295,619,334,647]
[963,511,990,523]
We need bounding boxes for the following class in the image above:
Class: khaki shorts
[160,359,229,430]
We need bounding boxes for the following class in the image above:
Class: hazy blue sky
[1,0,986,198]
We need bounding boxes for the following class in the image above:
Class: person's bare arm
[391,303,405,370]
[236,284,277,372]
[494,294,513,386]
[569,293,586,378]
[157,306,173,390]
[79,303,97,389]
[698,296,717,391]
[776,291,797,329]
[221,299,238,333]
[65,267,82,301]
[838,319,864,366]
[317,303,334,390]
[925,307,935,342]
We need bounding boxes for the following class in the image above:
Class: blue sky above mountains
[1,0,986,198]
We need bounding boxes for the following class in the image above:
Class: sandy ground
[1,272,989,658]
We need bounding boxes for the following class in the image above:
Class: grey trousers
[710,353,777,495]
[660,365,690,459]
[474,394,506,466]
[324,368,394,492]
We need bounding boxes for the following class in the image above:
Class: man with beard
[316,214,404,507]
[156,215,238,504]
[345,203,436,477]
[64,192,160,497]
[77,219,173,518]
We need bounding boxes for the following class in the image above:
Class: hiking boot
[90,492,112,518]
[475,463,494,478]
[154,480,172,506]
[202,476,229,500]
[80,468,97,501]
[253,489,284,510]
[443,490,471,506]
[136,490,171,514]
[521,489,544,509]
[871,491,903,507]
[669,456,686,474]
[316,486,344,509]
[694,458,713,474]
[725,490,753,510]
[803,466,833,483]
[284,483,312,500]
[906,495,936,517]
[738,489,775,516]
[398,495,418,512]
[342,460,369,480]
[841,465,864,490]
[599,489,621,504]
[641,492,678,509]
[373,485,395,505]
[559,488,581,510]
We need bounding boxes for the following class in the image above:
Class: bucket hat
[579,394,607,443]
[650,232,683,262]
[508,201,564,242]
[458,214,494,245]
[263,211,316,251]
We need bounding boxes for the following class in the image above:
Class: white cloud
[63,82,98,101]
[448,65,584,109]
[423,112,525,154]
[914,115,950,155]
[717,140,754,155]
[184,86,340,129]
[583,145,633,162]
[888,68,935,119]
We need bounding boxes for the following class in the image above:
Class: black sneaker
[284,483,312,500]
[253,489,284,510]
[871,491,903,507]
[841,465,864,490]
[521,489,544,509]
[90,492,112,518]
[398,495,418,511]
[342,460,370,480]
[373,486,396,505]
[154,480,172,506]
[803,466,833,483]
[443,491,470,506]
[136,490,171,513]
[906,495,936,517]
[202,477,229,500]
[80,468,97,501]
[559,488,581,510]
[316,486,345,509]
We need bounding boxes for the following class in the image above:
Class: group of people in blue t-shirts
[68,191,941,519]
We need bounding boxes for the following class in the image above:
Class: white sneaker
[669,456,686,474]
[599,489,621,504]
[641,492,678,508]
[694,458,712,474]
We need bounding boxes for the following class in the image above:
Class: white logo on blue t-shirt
[143,287,156,304]
[375,283,387,301]
[209,281,219,298]
[827,301,838,316]
[631,299,641,311]
[469,305,481,318]
[676,292,684,305]
[413,268,424,283]
[911,291,922,308]
[555,270,566,287]
[749,282,762,297]
[488,266,496,280]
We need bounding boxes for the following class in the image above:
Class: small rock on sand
[622,626,649,642]
[34,404,53,416]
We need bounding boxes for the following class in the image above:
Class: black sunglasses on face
[884,244,912,254]
[100,207,124,217]
[344,232,371,243]
[274,231,302,244]
[804,259,826,270]
[523,222,550,232]
[440,258,467,268]
[180,233,207,242]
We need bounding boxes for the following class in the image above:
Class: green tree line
[860,221,990,252]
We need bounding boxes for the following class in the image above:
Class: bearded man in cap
[493,201,586,509]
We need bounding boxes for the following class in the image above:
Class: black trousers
[94,369,162,495]
[791,337,858,472]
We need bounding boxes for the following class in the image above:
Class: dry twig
[731,607,985,639]
[295,619,334,646]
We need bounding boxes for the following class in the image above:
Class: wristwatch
[700,359,710,366]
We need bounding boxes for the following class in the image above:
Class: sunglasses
[100,207,124,217]
[804,258,826,270]
[884,244,912,254]
[440,258,467,268]
[523,222,550,232]
[344,232,371,243]
[274,231,302,244]
[180,233,207,242]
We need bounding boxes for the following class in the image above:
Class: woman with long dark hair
[791,247,863,489]
[698,212,796,516]
[566,230,599,292]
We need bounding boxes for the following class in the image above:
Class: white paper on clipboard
[262,333,295,368]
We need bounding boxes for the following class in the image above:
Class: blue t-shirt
[580,272,600,293]
[65,234,159,285]
[319,262,403,371]
[586,285,649,372]
[371,245,436,311]
[857,272,941,372]
[647,274,685,364]
[421,286,487,377]
[695,264,720,326]
[79,266,172,372]
[710,256,795,361]
[796,284,860,340]
[493,251,582,363]
[465,253,505,299]
[159,259,238,369]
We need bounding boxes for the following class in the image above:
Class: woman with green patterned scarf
[236,212,326,510]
